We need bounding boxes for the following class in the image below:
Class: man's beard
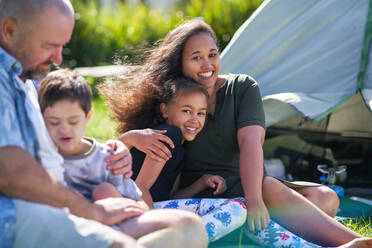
[21,65,51,81]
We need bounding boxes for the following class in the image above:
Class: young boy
[37,68,145,206]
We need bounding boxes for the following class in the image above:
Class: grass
[85,96,117,142]
[341,217,372,237]
[87,96,372,240]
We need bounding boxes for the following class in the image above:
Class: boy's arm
[0,146,143,225]
[171,174,226,199]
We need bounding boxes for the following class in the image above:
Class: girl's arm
[118,129,174,161]
[237,125,270,232]
[135,155,167,209]
[171,174,226,199]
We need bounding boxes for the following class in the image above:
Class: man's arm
[0,146,144,225]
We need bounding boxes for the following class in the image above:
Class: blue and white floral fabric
[154,198,247,242]
[244,219,320,248]
[154,197,320,247]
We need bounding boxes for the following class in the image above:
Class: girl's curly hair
[98,18,216,134]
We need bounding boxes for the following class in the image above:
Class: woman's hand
[104,140,133,179]
[201,174,227,195]
[244,197,270,232]
[120,129,175,162]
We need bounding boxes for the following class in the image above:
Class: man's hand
[94,197,146,226]
[201,174,227,195]
[244,197,270,232]
[104,140,132,178]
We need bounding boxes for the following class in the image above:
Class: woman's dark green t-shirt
[180,74,265,198]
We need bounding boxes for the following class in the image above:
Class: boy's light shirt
[62,138,142,201]
[17,79,65,184]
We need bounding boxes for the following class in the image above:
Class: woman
[117,18,371,247]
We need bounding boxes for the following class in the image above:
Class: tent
[220,0,372,144]
[220,0,372,189]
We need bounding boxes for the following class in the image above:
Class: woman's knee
[304,186,339,217]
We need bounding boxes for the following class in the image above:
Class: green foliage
[64,0,262,68]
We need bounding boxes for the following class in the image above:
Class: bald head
[0,0,74,32]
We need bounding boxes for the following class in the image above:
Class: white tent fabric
[220,0,372,131]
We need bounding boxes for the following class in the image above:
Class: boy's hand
[201,174,227,195]
[104,140,133,179]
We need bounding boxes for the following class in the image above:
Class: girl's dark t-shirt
[131,124,184,201]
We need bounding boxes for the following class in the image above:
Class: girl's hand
[104,140,132,178]
[202,174,227,195]
[122,129,174,162]
[244,197,270,232]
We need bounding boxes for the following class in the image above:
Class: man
[0,0,207,247]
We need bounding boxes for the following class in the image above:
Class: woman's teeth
[198,71,213,78]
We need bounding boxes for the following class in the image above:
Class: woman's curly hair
[98,18,216,134]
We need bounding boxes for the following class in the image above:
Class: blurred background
[64,0,263,68]
[66,0,263,141]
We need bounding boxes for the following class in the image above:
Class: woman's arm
[171,174,227,199]
[237,125,270,232]
[135,155,167,208]
[118,129,174,161]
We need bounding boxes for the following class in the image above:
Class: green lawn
[342,217,372,237]
[87,97,372,242]
[85,96,117,142]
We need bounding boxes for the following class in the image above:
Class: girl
[99,76,247,242]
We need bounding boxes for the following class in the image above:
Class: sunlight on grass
[342,217,372,237]
[85,96,117,143]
